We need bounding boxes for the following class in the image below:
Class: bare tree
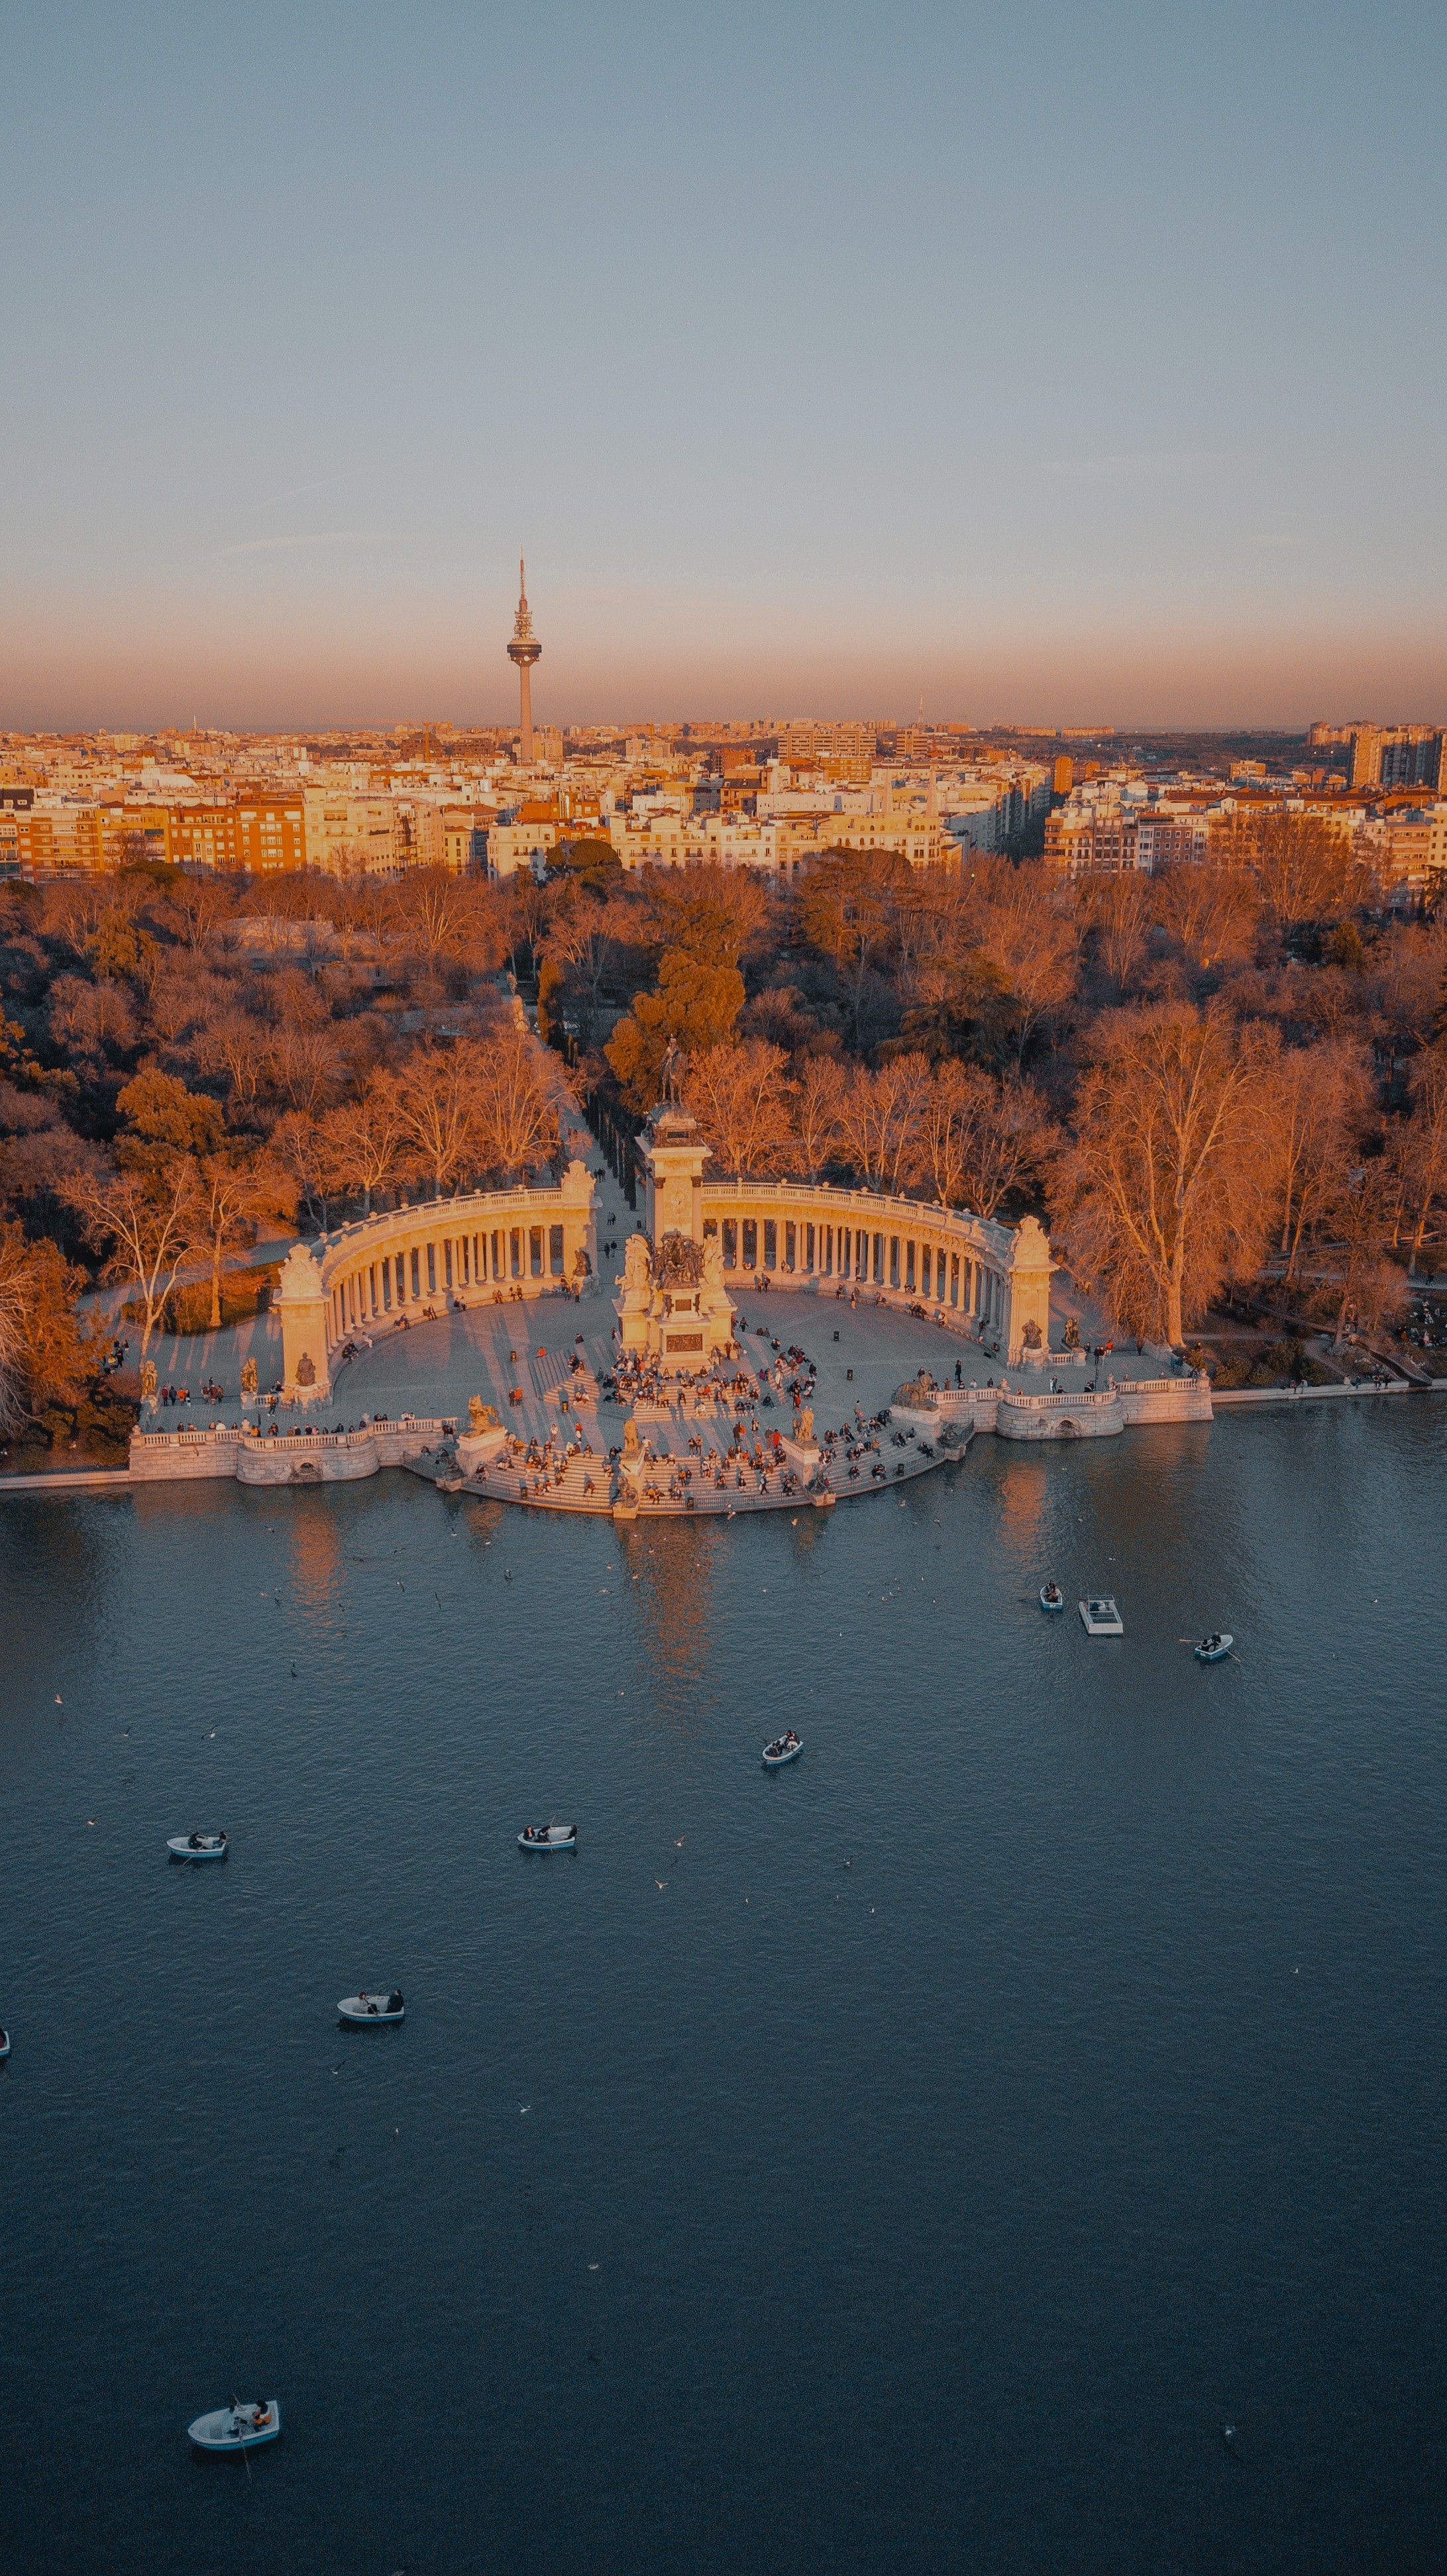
[1266,1037,1371,1284]
[1053,1005,1277,1347]
[683,1041,793,1180]
[65,1161,198,1361]
[1081,870,1152,996]
[0,1221,91,1435]
[962,860,1078,1064]
[788,1055,847,1180]
[317,1072,406,1215]
[835,1055,932,1194]
[911,1061,1057,1219]
[1155,862,1260,974]
[185,1150,264,1331]
[393,1046,484,1196]
[475,1029,570,1180]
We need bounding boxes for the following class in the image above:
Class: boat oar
[231,2396,254,2482]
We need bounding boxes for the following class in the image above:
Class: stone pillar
[1004,1214,1053,1363]
[559,1157,598,1282]
[274,1243,331,1404]
[641,1104,710,1243]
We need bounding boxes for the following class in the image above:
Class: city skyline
[3,0,1445,730]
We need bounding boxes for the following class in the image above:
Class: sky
[3,0,1445,733]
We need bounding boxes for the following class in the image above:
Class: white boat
[517,1823,578,1849]
[1039,1583,1065,1612]
[762,1732,802,1767]
[1194,1633,1234,1663]
[337,1990,405,2023]
[167,1832,229,1861]
[1079,1596,1124,1635]
[188,2400,282,2451]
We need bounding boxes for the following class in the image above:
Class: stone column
[559,1157,598,1282]
[275,1243,331,1404]
[1004,1214,1053,1362]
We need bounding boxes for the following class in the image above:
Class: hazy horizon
[4,0,1444,734]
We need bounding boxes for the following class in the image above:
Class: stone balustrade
[130,1417,457,1483]
[894,1374,1212,1441]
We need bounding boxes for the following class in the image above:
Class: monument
[274,1241,331,1404]
[614,1065,738,1372]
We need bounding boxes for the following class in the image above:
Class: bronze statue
[658,1036,686,1106]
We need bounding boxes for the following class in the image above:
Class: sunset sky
[4,0,1444,731]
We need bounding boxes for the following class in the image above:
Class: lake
[1,1402,1442,2575]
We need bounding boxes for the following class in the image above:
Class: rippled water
[1,1404,1443,2575]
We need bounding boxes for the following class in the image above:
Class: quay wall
[128,1419,456,1485]
[898,1376,1212,1440]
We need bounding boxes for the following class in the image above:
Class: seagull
[675,1837,684,1847]
[54,1695,62,1706]
[504,1570,513,1582]
[87,1817,96,1826]
[1222,2425,1236,2445]
[655,1879,667,1890]
[519,2104,531,2114]
[588,2262,599,2271]
[209,1730,216,1739]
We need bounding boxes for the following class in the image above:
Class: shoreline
[1,1372,1436,1500]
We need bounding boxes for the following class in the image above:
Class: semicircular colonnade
[272,1157,1053,1403]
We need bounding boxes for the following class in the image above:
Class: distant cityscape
[5,698,1444,906]
[4,570,1443,902]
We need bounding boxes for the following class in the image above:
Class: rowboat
[517,1823,578,1849]
[762,1731,802,1767]
[1079,1597,1124,1635]
[1039,1583,1065,1612]
[167,1832,228,1861]
[1194,1633,1234,1663]
[338,1990,405,2024]
[188,2400,281,2452]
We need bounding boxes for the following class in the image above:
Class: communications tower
[507,555,541,764]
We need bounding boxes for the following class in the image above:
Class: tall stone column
[1004,1215,1053,1363]
[274,1243,331,1404]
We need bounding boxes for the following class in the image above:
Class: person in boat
[252,2404,270,2428]
[188,1831,202,1849]
[387,1990,403,2014]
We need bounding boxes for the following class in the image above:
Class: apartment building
[301,788,402,876]
[170,799,306,871]
[410,803,494,872]
[776,721,877,767]
[1356,803,1447,892]
[1044,797,1211,875]
[486,802,564,879]
[1348,726,1445,792]
[3,801,169,874]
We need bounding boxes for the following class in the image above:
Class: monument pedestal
[615,1098,736,1372]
